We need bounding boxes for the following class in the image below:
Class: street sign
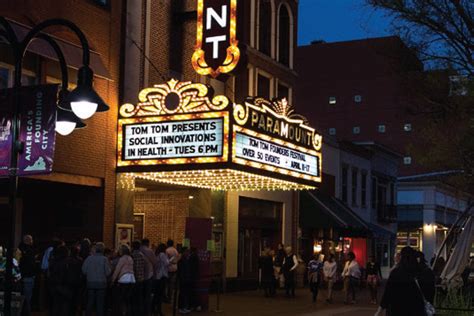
[0,84,58,177]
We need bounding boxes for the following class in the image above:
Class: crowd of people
[258,244,383,305]
[257,242,471,314]
[2,235,473,315]
[0,235,200,316]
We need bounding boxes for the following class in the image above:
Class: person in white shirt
[341,251,361,304]
[323,253,337,303]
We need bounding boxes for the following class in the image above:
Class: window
[361,172,367,207]
[278,5,290,66]
[403,156,412,165]
[328,128,336,135]
[342,166,348,203]
[93,0,109,6]
[257,74,271,99]
[390,183,395,205]
[354,95,362,103]
[329,96,336,104]
[449,75,468,96]
[404,123,412,132]
[378,125,386,133]
[353,126,360,134]
[371,176,377,209]
[0,65,36,88]
[21,73,36,86]
[0,67,9,89]
[352,169,358,205]
[258,0,272,56]
[277,83,289,100]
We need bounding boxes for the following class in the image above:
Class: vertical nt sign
[192,0,240,78]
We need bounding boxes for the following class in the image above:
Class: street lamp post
[0,17,108,315]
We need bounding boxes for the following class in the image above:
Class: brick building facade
[0,0,122,248]
[295,36,472,260]
[121,0,301,288]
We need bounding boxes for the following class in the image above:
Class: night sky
[297,0,393,46]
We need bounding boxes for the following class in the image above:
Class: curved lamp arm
[11,18,90,87]
[36,33,68,91]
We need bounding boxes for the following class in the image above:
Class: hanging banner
[17,84,58,176]
[192,0,240,78]
[0,89,13,177]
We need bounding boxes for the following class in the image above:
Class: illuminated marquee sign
[123,118,224,160]
[232,98,322,183]
[234,133,319,177]
[117,80,322,190]
[192,0,240,78]
[118,79,230,166]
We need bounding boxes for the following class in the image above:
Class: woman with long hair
[111,244,136,315]
[375,246,425,316]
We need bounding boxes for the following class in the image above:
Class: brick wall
[0,0,122,246]
[134,190,190,247]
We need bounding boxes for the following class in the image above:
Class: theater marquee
[117,80,322,191]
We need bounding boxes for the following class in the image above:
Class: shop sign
[0,84,58,177]
[192,0,240,78]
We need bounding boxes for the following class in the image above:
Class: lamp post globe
[63,66,109,119]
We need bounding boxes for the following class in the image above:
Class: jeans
[22,276,35,315]
[131,282,144,316]
[326,277,335,300]
[86,288,106,316]
[284,271,295,297]
[344,276,359,302]
[143,278,154,315]
[153,278,166,315]
[310,281,320,302]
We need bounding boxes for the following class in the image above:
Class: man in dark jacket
[19,234,36,315]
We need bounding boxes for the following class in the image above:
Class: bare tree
[367,0,473,75]
[368,0,474,189]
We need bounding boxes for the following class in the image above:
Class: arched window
[278,4,290,66]
[258,0,272,56]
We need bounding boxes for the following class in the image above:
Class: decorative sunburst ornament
[119,79,230,118]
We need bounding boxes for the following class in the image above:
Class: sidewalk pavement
[174,286,379,316]
[29,286,380,315]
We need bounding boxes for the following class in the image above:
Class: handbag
[414,278,436,316]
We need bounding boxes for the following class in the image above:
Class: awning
[368,222,396,240]
[300,190,370,237]
[2,19,111,80]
